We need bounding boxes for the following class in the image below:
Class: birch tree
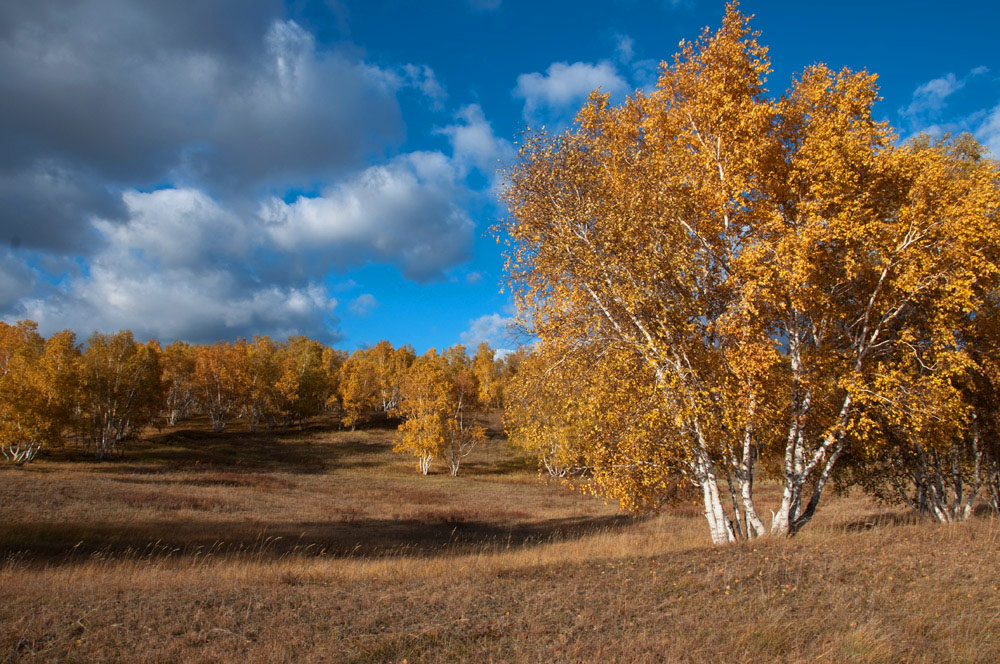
[394,349,449,474]
[193,342,241,433]
[161,340,197,425]
[0,322,80,465]
[235,336,280,432]
[372,340,415,413]
[504,346,585,478]
[500,3,1000,542]
[472,342,503,409]
[339,348,378,430]
[79,331,164,459]
[274,336,334,428]
[441,344,487,476]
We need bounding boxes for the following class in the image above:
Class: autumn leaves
[500,5,1000,542]
[0,329,515,473]
[341,341,504,476]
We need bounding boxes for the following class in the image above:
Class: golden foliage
[79,330,164,459]
[0,321,80,464]
[500,3,1000,541]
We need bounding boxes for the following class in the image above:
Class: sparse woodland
[1,9,998,545]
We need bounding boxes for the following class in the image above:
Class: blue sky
[1,1,998,353]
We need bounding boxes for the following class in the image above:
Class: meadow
[1,416,998,663]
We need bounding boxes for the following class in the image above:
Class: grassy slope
[1,416,998,663]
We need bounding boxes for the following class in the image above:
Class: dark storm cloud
[0,0,404,253]
[0,161,125,252]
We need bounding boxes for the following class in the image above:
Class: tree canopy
[500,3,1000,542]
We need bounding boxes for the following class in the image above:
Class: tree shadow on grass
[43,422,398,475]
[0,513,642,564]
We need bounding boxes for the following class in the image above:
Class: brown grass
[1,415,998,662]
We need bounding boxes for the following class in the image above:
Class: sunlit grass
[2,416,998,662]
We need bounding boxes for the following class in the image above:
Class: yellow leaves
[0,321,81,459]
[394,344,493,475]
[499,1,1000,530]
[78,329,164,456]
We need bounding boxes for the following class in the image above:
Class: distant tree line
[0,321,517,473]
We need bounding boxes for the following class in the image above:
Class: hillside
[2,417,998,663]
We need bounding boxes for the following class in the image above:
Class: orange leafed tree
[79,330,164,459]
[274,336,337,429]
[235,336,280,432]
[161,340,197,425]
[394,346,488,476]
[0,321,80,464]
[192,341,241,433]
[394,349,450,474]
[339,348,378,430]
[504,345,586,478]
[441,344,487,476]
[501,3,1000,542]
[472,342,502,409]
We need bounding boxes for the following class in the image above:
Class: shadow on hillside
[43,417,399,475]
[0,513,640,564]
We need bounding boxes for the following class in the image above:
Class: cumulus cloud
[460,312,516,349]
[17,269,338,344]
[0,1,502,343]
[437,104,514,181]
[3,186,339,342]
[4,142,488,339]
[513,60,628,126]
[262,151,475,282]
[95,189,254,271]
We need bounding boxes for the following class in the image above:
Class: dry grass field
[1,416,998,663]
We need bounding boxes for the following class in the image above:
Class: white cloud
[900,66,990,125]
[0,4,451,253]
[262,151,475,281]
[513,60,628,126]
[902,73,965,119]
[460,312,516,349]
[95,189,253,270]
[975,104,1000,158]
[6,186,340,342]
[437,104,514,181]
[401,63,447,105]
[2,117,502,340]
[0,2,513,343]
[348,293,377,317]
[16,260,338,344]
